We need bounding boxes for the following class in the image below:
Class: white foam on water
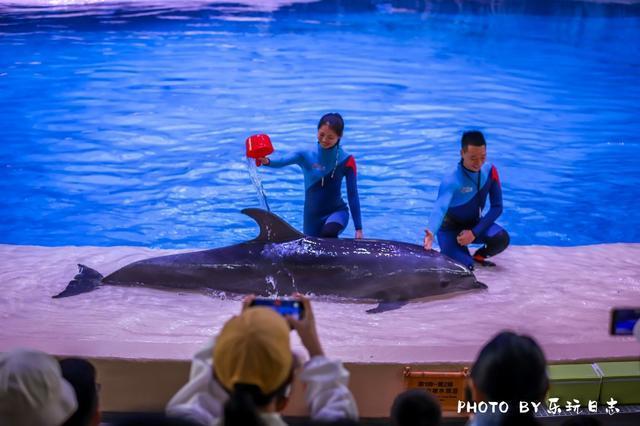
[0,243,638,362]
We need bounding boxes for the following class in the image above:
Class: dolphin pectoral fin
[52,264,103,298]
[242,208,305,243]
[366,300,408,314]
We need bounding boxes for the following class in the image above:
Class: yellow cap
[213,307,292,395]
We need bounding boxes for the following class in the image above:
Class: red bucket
[246,134,274,165]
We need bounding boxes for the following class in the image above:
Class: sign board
[403,367,469,412]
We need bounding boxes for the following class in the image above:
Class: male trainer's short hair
[461,130,486,150]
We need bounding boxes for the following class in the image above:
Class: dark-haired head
[59,358,100,426]
[318,113,344,138]
[461,130,486,151]
[391,389,441,426]
[470,331,548,415]
[460,130,487,172]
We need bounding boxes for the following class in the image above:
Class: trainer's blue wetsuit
[266,143,362,237]
[427,161,509,268]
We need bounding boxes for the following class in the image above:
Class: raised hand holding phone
[248,296,305,320]
[285,294,324,358]
[243,294,323,357]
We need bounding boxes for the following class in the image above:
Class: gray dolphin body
[53,209,486,304]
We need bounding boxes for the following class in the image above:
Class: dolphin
[53,209,486,310]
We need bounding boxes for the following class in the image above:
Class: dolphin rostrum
[53,209,486,310]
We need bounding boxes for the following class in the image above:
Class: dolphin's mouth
[474,281,488,289]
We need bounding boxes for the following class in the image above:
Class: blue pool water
[1,0,639,249]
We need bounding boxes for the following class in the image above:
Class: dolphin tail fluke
[52,264,103,298]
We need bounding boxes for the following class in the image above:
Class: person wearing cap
[0,348,78,426]
[166,295,358,426]
[423,130,509,270]
[256,113,364,239]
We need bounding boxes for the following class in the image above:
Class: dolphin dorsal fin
[242,208,304,243]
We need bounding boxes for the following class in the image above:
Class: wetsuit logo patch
[461,186,473,193]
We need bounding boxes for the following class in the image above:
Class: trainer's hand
[256,157,270,166]
[355,229,363,239]
[423,229,434,250]
[457,230,475,246]
[286,294,324,358]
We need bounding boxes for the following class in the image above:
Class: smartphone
[250,297,305,320]
[610,308,640,335]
